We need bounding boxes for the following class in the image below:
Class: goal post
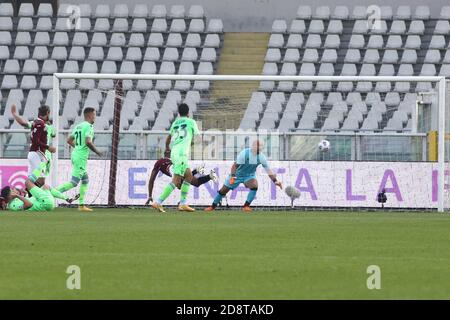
[51,73,447,211]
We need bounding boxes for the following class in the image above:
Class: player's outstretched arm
[266,169,283,189]
[86,137,103,156]
[146,165,160,205]
[11,105,31,129]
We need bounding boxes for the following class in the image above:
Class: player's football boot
[78,206,93,212]
[178,204,195,212]
[242,205,252,212]
[196,163,206,175]
[204,206,215,212]
[209,169,218,183]
[151,202,166,213]
[67,194,80,204]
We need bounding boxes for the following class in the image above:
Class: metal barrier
[0,129,428,162]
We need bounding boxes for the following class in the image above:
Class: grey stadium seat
[188,5,204,18]
[131,18,147,32]
[169,5,185,18]
[34,32,50,45]
[207,19,223,33]
[167,33,183,47]
[404,36,421,49]
[413,6,430,19]
[144,47,160,61]
[151,5,167,18]
[185,34,201,47]
[189,19,205,33]
[290,20,306,33]
[286,34,302,48]
[0,31,11,45]
[113,4,129,17]
[95,4,110,18]
[0,3,14,16]
[18,3,34,16]
[36,18,52,31]
[297,6,312,19]
[272,20,287,33]
[170,19,186,32]
[305,34,322,48]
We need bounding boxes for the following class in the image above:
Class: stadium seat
[167,33,183,47]
[413,6,430,19]
[185,34,201,47]
[408,21,425,35]
[290,20,306,33]
[129,33,145,47]
[151,5,167,18]
[0,3,14,16]
[189,19,205,33]
[272,20,287,33]
[132,4,149,18]
[207,19,223,33]
[131,19,147,32]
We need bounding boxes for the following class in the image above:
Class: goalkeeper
[205,140,282,212]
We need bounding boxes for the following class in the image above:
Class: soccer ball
[318,139,330,152]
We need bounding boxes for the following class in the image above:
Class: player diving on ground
[0,178,79,212]
[145,149,218,205]
[152,103,200,213]
[205,140,283,212]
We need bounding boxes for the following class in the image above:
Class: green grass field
[0,208,450,299]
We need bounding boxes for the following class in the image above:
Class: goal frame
[52,74,447,211]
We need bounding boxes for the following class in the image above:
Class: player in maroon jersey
[28,105,56,186]
[145,150,218,205]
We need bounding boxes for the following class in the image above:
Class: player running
[10,104,56,186]
[205,140,283,212]
[11,104,56,180]
[152,103,199,213]
[0,179,79,212]
[56,107,103,212]
[144,150,218,205]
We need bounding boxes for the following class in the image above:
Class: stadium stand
[0,2,449,135]
[0,3,223,134]
[242,5,450,131]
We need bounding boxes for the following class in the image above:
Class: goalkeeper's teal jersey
[235,148,270,177]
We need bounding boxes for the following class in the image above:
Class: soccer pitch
[0,208,450,299]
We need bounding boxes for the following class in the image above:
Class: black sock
[244,201,250,207]
[197,175,211,185]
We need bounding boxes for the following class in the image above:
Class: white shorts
[27,151,48,177]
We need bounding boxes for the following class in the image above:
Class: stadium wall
[0,159,444,208]
[60,0,448,32]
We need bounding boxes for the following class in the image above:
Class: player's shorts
[27,151,48,177]
[171,149,189,176]
[28,186,55,211]
[224,174,257,190]
[71,154,88,179]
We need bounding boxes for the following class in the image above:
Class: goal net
[50,74,448,211]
